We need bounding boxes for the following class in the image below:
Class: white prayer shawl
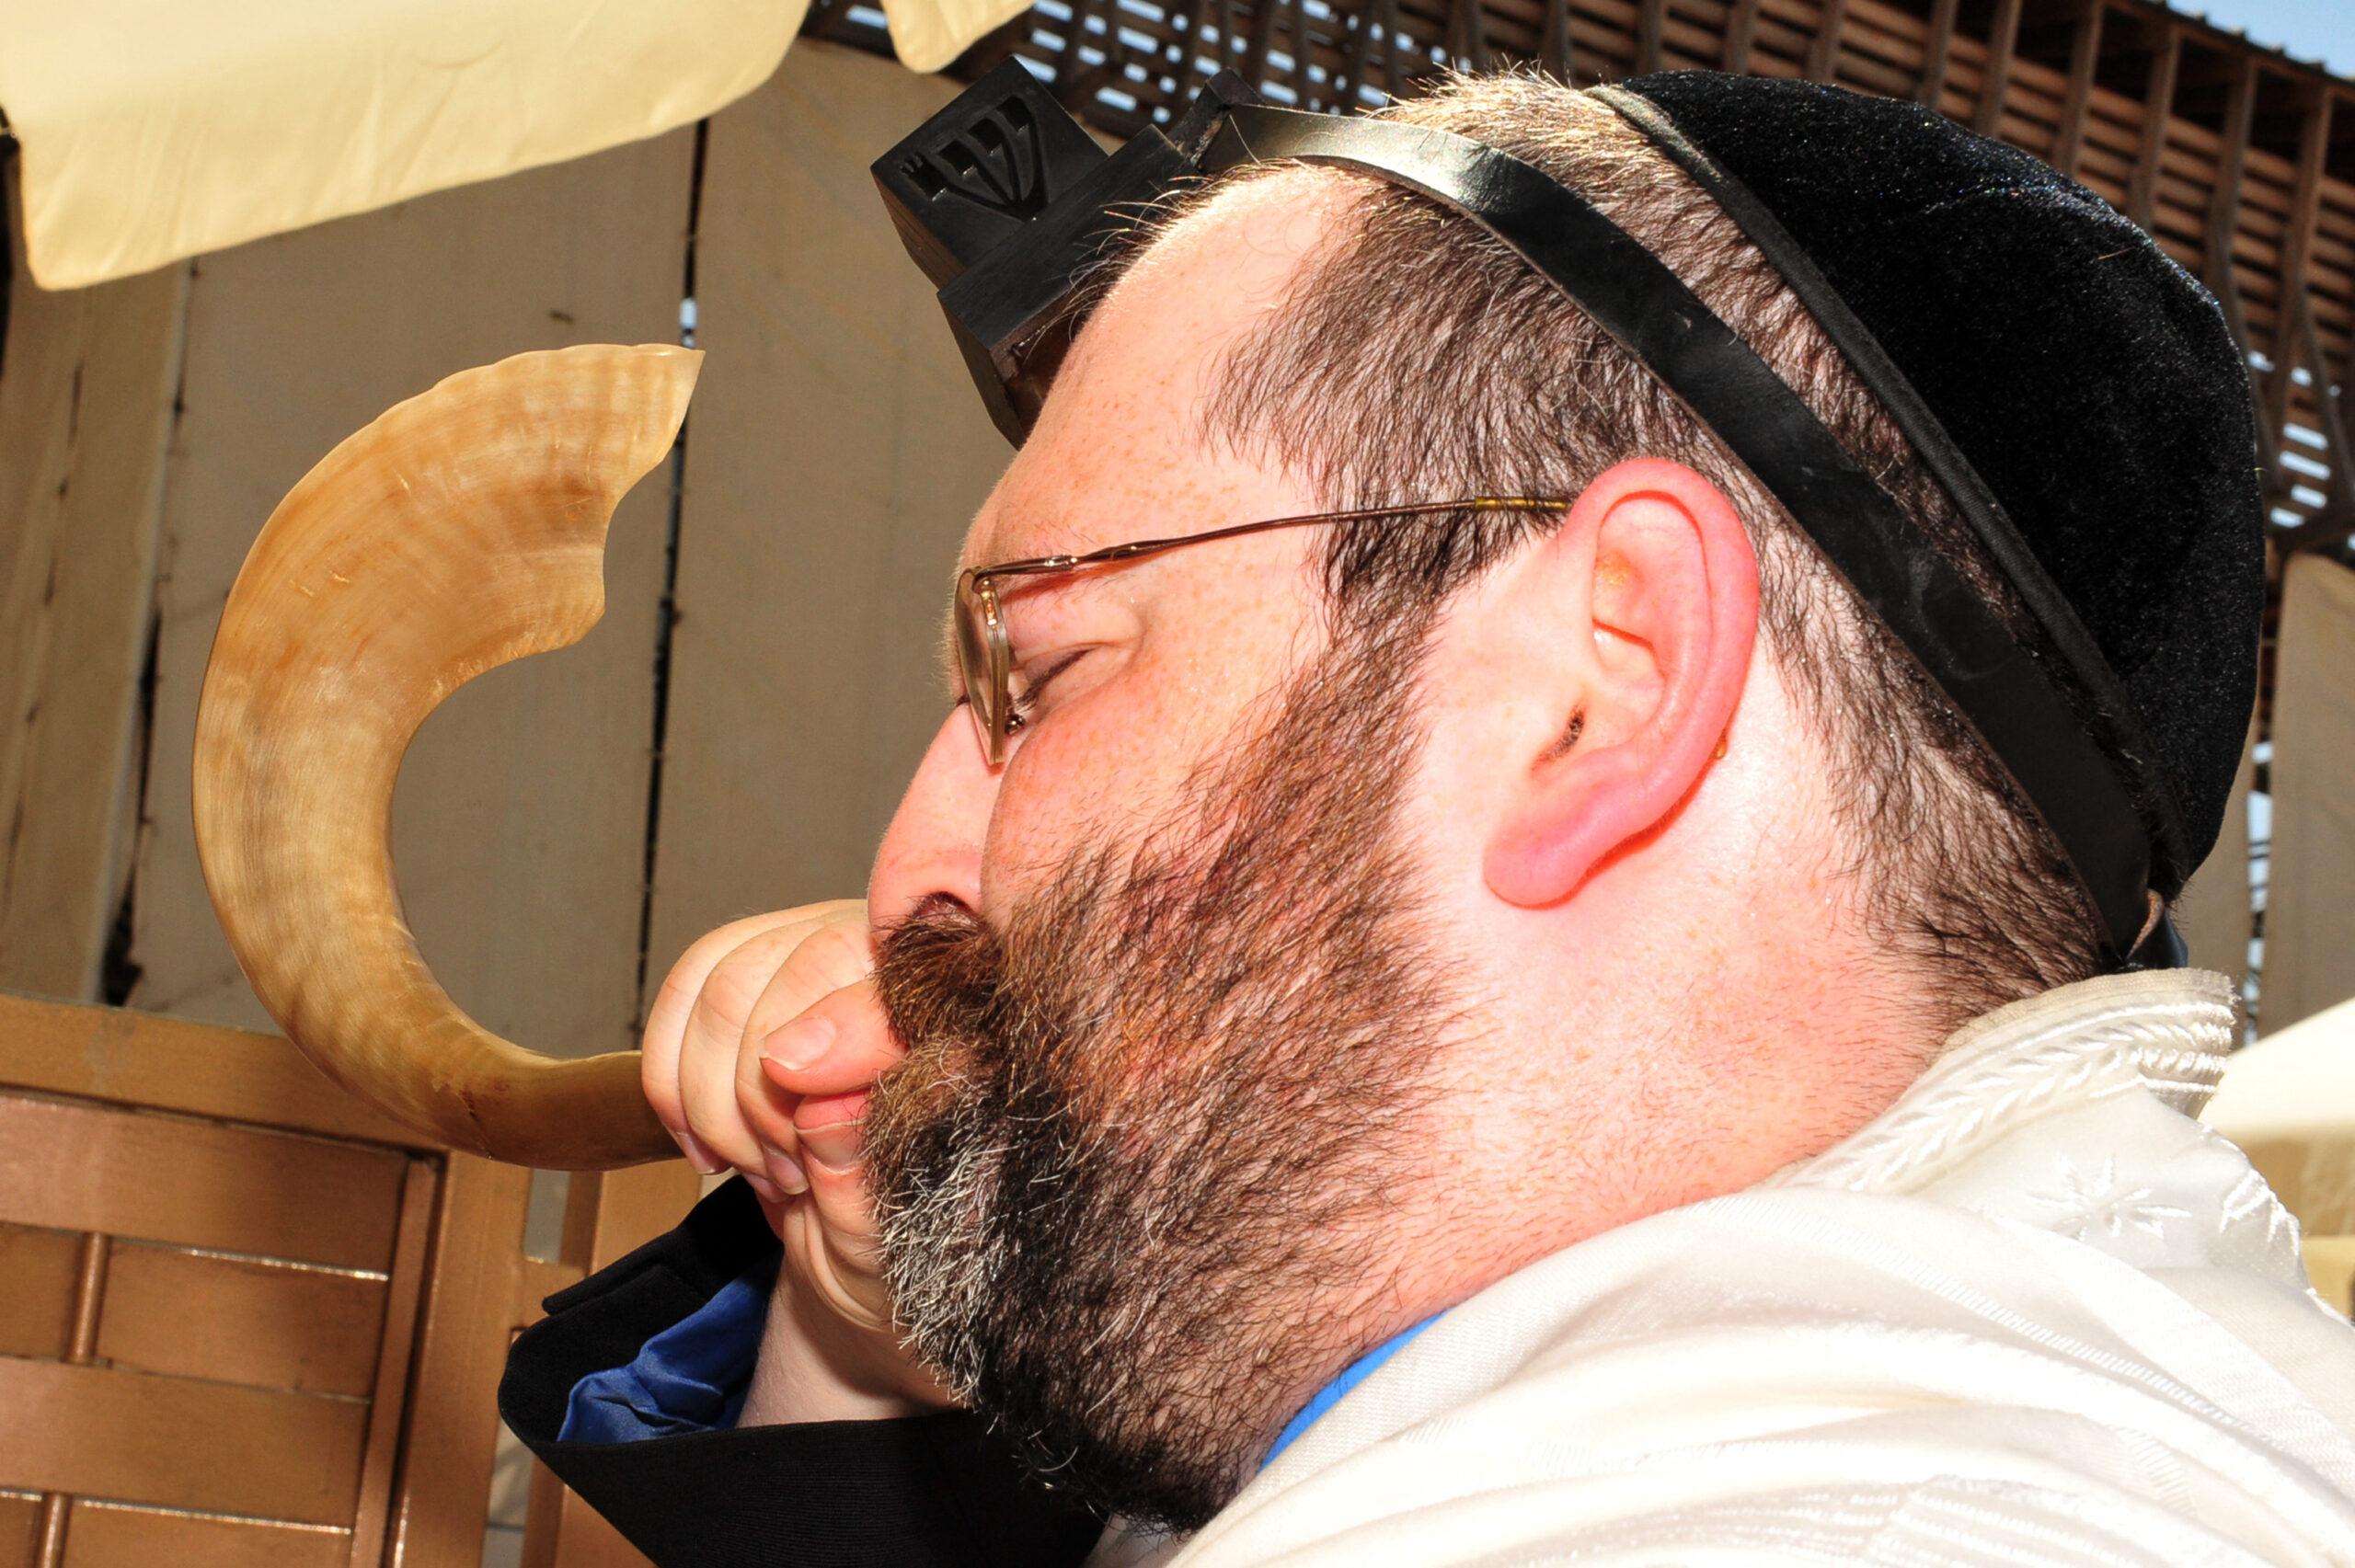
[1095,970,2355,1567]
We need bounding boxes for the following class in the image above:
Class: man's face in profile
[848,166,1879,1528]
[857,182,1466,1528]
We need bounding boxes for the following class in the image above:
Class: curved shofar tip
[195,343,702,1168]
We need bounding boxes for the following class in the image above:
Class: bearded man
[500,67,2355,1567]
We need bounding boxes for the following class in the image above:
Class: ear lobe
[1483,458,1760,909]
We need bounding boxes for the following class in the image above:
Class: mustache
[865,887,1078,1168]
[874,893,1006,1056]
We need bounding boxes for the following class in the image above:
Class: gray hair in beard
[863,614,1463,1531]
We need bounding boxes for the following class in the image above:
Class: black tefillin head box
[873,60,1260,445]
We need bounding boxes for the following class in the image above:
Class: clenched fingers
[642,900,863,1172]
[735,972,901,1188]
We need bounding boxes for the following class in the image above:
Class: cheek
[974,539,1326,911]
[976,653,1194,906]
[975,608,1307,909]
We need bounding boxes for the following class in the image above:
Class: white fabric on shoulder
[1096,970,2355,1568]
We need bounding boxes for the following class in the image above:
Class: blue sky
[2172,1,2355,77]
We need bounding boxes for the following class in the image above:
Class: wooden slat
[1970,0,2022,136]
[2298,301,2355,532]
[1719,0,1760,72]
[1804,0,1845,83]
[1056,0,1124,116]
[1281,0,1323,102]
[2200,53,2278,475]
[516,1160,695,1568]
[2049,0,2105,178]
[1242,0,1283,92]
[512,1256,587,1329]
[558,1161,702,1278]
[96,1242,388,1398]
[0,1225,77,1360]
[30,1231,108,1568]
[0,1494,38,1566]
[63,1502,347,1568]
[1333,0,1372,108]
[0,1095,404,1271]
[2206,54,2261,281]
[346,1157,437,1568]
[1836,0,1924,69]
[2264,88,2335,449]
[385,1154,530,1568]
[1633,0,1662,74]
[647,45,1007,974]
[2261,557,2355,1027]
[122,130,692,1057]
[0,994,429,1149]
[0,162,187,1002]
[1377,0,1407,97]
[523,1482,652,1568]
[0,1359,366,1527]
[1537,0,1573,82]
[1448,0,1492,74]
[1914,0,1959,107]
[62,1233,107,1366]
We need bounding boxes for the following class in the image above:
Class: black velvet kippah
[1609,72,2264,890]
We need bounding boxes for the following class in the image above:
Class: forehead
[959,172,1356,568]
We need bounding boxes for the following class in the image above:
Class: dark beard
[864,622,1460,1531]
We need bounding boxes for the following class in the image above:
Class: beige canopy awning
[0,0,1028,290]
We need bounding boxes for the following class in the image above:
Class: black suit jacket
[500,1180,1104,1568]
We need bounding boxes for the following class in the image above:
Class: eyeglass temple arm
[966,497,1567,585]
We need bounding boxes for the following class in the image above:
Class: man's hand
[641,901,949,1418]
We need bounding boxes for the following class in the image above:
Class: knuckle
[806,922,875,977]
[694,941,787,1034]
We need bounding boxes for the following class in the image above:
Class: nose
[868,707,997,931]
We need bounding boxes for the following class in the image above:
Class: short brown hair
[1126,72,2109,1031]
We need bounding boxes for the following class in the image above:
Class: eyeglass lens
[956,575,1007,765]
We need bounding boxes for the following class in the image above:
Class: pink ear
[1483,459,1759,910]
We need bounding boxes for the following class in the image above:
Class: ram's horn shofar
[194,344,701,1168]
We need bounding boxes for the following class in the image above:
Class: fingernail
[675,1129,724,1175]
[799,1117,860,1173]
[765,1150,809,1196]
[743,1172,785,1205]
[762,1017,837,1074]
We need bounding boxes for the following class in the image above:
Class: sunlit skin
[712,170,1942,1438]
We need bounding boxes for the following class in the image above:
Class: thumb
[756,978,904,1099]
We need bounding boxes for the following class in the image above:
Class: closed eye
[1009,648,1092,724]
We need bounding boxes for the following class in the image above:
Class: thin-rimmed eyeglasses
[952,496,1567,766]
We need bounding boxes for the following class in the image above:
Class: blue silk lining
[559,1260,776,1445]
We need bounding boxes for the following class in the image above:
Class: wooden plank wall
[2172,721,2254,990]
[0,175,182,1003]
[0,39,994,1043]
[122,129,695,1050]
[644,47,1005,965]
[0,997,451,1568]
[2261,555,2355,1032]
[0,70,715,1568]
